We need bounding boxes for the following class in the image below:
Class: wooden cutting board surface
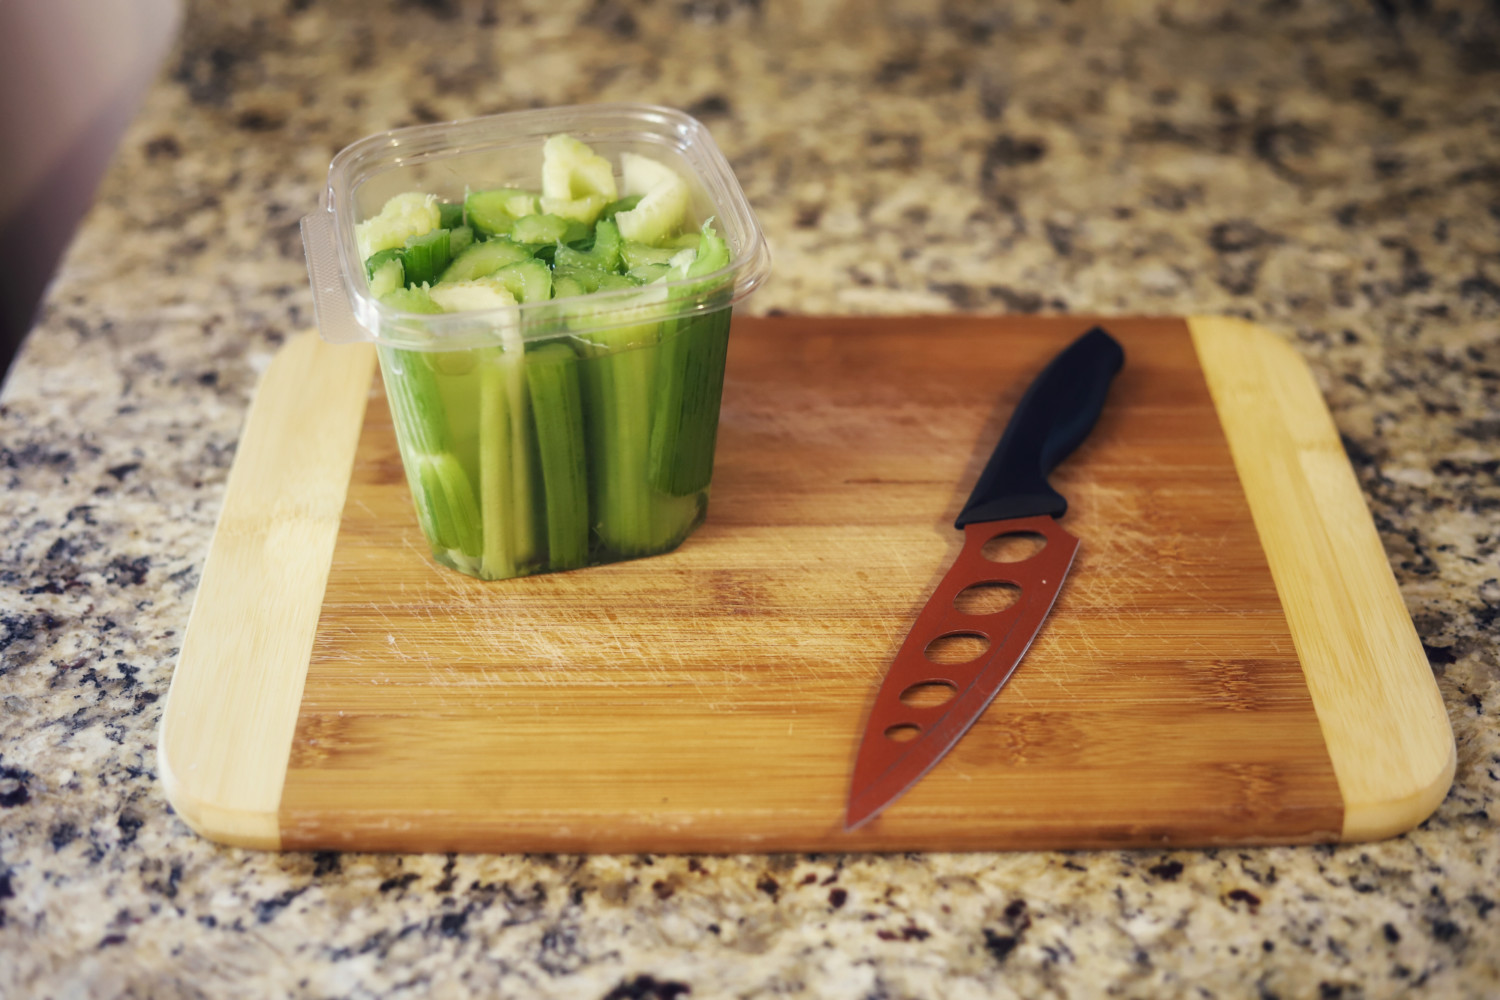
[159,316,1455,853]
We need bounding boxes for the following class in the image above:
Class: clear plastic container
[301,104,770,580]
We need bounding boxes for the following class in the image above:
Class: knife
[846,326,1125,830]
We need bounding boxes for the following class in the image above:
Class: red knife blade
[846,327,1125,830]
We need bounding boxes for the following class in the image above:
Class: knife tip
[842,798,884,833]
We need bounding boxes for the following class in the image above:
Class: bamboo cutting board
[159,316,1454,853]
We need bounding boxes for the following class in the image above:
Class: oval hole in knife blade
[899,680,959,709]
[980,531,1047,563]
[884,723,921,743]
[953,581,1022,616]
[924,632,990,665]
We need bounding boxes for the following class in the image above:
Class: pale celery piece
[364,135,735,581]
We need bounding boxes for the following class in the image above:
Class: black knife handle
[954,326,1125,527]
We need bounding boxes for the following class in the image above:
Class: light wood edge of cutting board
[158,332,376,849]
[1187,316,1456,842]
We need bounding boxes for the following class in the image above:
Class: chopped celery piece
[540,135,617,223]
[510,213,586,246]
[615,153,690,245]
[381,286,444,313]
[465,188,540,237]
[553,273,590,299]
[438,202,464,229]
[401,228,451,286]
[600,194,643,221]
[448,225,475,257]
[429,278,517,313]
[356,192,441,260]
[595,273,637,292]
[368,256,405,297]
[621,241,679,270]
[364,247,403,277]
[621,152,682,198]
[439,238,533,283]
[687,220,730,275]
[627,262,671,284]
[525,341,589,569]
[666,231,703,251]
[488,259,553,303]
[551,266,603,295]
[553,219,622,273]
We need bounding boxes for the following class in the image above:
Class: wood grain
[158,334,377,848]
[275,316,1351,853]
[1188,317,1455,841]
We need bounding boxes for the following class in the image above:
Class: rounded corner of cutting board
[1338,735,1456,844]
[1184,315,1457,845]
[157,710,283,850]
[156,329,378,852]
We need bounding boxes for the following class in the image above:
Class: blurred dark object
[0,1,181,382]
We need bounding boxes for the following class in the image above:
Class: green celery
[511,213,589,246]
[438,202,465,230]
[599,194,643,220]
[448,224,475,257]
[575,321,659,557]
[620,241,679,270]
[401,228,451,286]
[465,188,540,237]
[377,346,483,560]
[525,342,589,569]
[647,221,733,495]
[381,286,444,312]
[554,219,623,273]
[367,256,405,297]
[439,238,532,283]
[488,259,553,304]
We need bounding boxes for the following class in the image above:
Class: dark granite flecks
[2,0,1498,996]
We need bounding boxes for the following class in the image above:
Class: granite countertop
[2,1,1498,996]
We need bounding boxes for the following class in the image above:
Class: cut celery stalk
[378,346,483,559]
[401,228,451,286]
[600,194,643,220]
[477,353,517,579]
[525,341,589,569]
[438,202,464,230]
[440,238,532,283]
[488,259,553,304]
[381,286,445,313]
[576,327,658,556]
[550,266,633,295]
[429,278,516,313]
[627,263,670,284]
[356,192,441,260]
[465,188,540,237]
[510,213,588,246]
[615,153,690,245]
[621,241,679,270]
[540,135,618,224]
[554,219,622,273]
[367,256,405,297]
[648,306,732,495]
[648,221,734,495]
[448,225,475,257]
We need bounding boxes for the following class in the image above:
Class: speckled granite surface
[2,1,1498,996]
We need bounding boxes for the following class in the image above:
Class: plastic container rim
[305,103,770,352]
